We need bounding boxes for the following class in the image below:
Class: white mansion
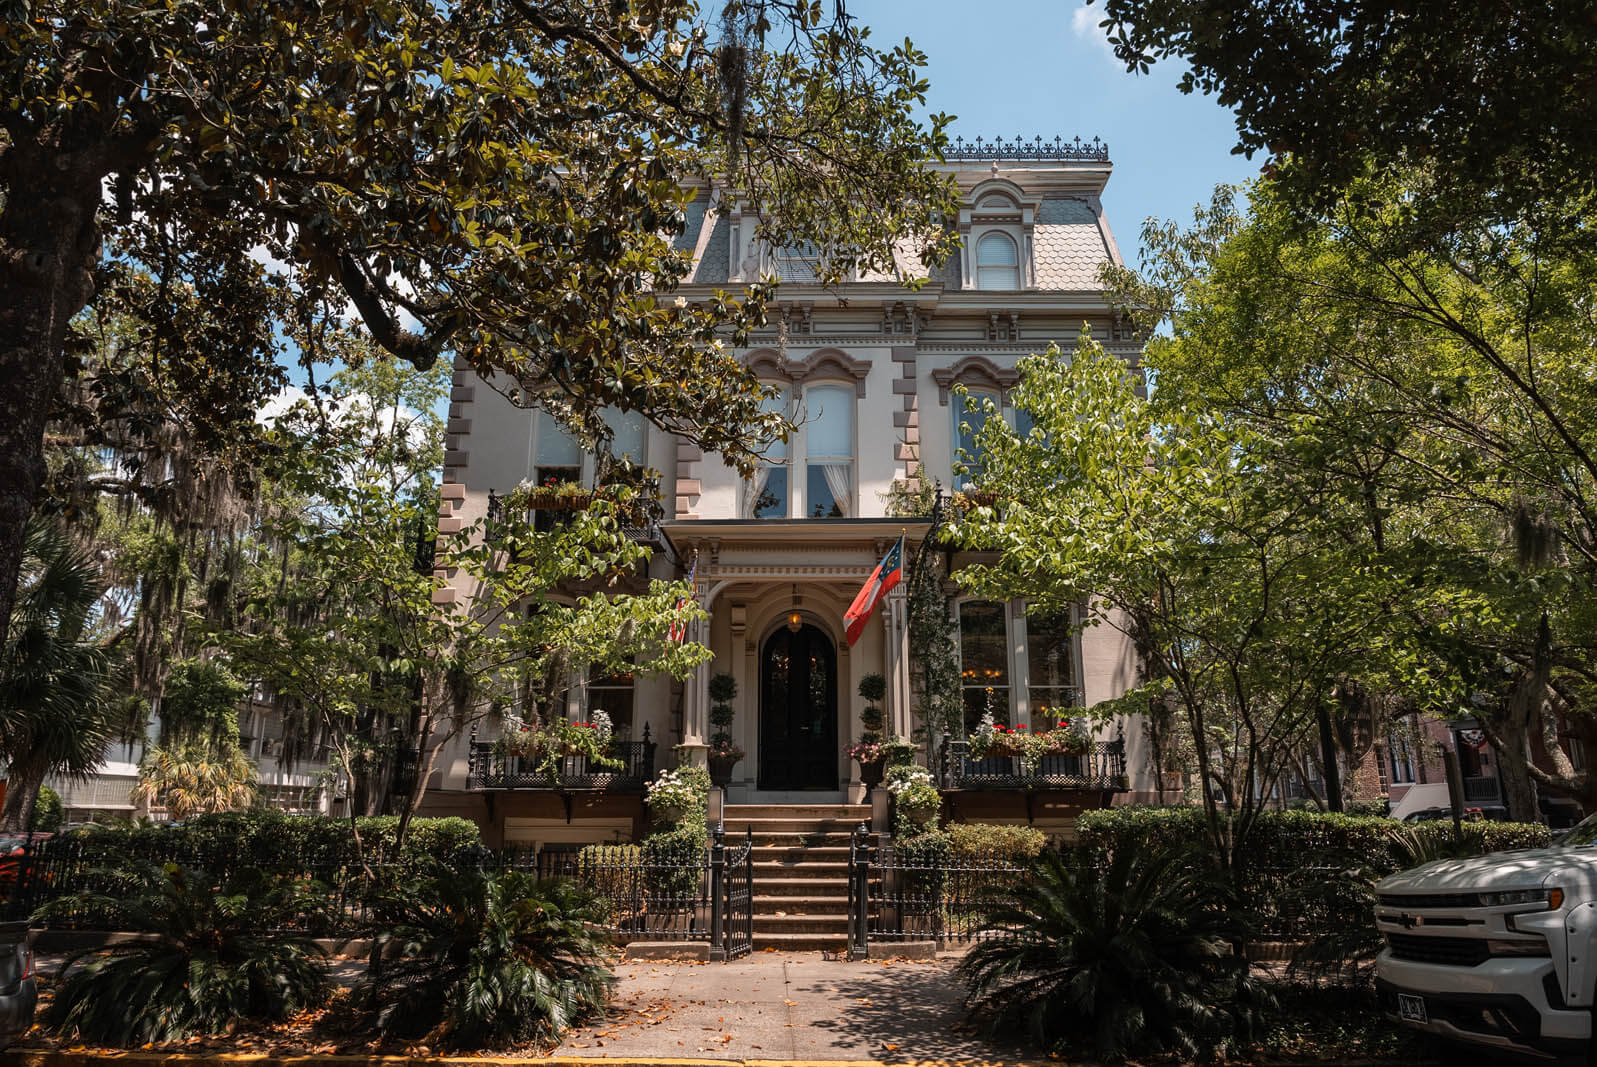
[418,137,1152,850]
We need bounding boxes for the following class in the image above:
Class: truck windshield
[1563,813,1597,847]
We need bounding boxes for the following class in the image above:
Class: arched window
[744,385,791,518]
[976,232,1019,290]
[952,388,1000,490]
[804,383,854,517]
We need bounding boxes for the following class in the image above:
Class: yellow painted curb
[0,1052,1053,1067]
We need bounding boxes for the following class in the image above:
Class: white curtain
[743,466,771,517]
[821,463,852,516]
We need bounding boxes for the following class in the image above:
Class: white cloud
[1070,3,1116,57]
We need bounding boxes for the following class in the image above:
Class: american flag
[668,556,698,644]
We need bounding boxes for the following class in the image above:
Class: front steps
[724,803,868,952]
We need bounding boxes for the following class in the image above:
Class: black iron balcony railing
[466,734,656,792]
[941,738,1127,791]
[1463,775,1502,803]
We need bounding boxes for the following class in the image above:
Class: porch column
[885,586,912,738]
[680,612,711,767]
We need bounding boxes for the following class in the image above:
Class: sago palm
[45,863,331,1045]
[133,742,258,818]
[0,519,119,831]
[958,846,1240,1062]
[362,866,614,1049]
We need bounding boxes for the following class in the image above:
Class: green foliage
[31,785,63,833]
[884,481,961,750]
[707,673,741,760]
[947,822,1047,863]
[577,843,642,923]
[892,830,951,908]
[1090,0,1595,230]
[885,765,941,837]
[1076,807,1552,866]
[363,868,614,1050]
[45,864,331,1046]
[1344,798,1389,818]
[56,810,481,874]
[640,821,709,904]
[645,766,711,827]
[958,847,1251,1062]
[133,743,258,819]
[0,519,120,831]
[857,673,887,703]
[157,658,248,751]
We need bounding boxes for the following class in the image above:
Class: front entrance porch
[758,623,838,791]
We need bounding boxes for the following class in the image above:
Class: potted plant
[851,673,888,793]
[509,475,593,511]
[646,765,711,826]
[491,724,541,761]
[706,673,744,787]
[884,764,941,836]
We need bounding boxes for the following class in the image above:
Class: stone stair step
[749,845,851,861]
[725,804,870,820]
[753,914,850,933]
[751,894,849,914]
[723,818,869,836]
[734,830,856,846]
[757,877,851,896]
[751,932,848,952]
[752,860,849,877]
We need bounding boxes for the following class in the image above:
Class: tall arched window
[976,231,1019,290]
[744,386,791,518]
[952,388,999,490]
[804,383,854,517]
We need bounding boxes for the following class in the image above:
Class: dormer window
[976,232,1020,290]
[959,180,1037,290]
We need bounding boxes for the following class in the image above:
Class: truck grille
[1386,933,1489,967]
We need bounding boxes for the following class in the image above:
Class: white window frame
[798,381,856,518]
[975,231,1021,291]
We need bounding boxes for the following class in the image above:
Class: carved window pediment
[742,348,872,397]
[933,355,1019,406]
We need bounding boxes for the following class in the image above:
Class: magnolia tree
[227,353,707,856]
[945,337,1471,902]
[0,0,959,651]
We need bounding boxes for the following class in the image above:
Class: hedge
[1074,807,1552,942]
[55,809,482,876]
[1075,806,1550,874]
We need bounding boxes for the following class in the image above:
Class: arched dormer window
[976,232,1020,290]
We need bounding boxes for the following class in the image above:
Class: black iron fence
[845,830,1373,954]
[465,730,655,791]
[940,738,1128,791]
[538,828,753,960]
[2,827,752,958]
[847,826,1026,955]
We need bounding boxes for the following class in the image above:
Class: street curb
[0,1054,936,1067]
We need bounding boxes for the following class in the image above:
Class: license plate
[1397,993,1428,1023]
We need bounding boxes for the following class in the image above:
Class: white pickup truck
[1375,817,1597,1059]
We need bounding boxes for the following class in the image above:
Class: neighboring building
[41,697,334,824]
[417,136,1154,851]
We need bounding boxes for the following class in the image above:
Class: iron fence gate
[848,825,1026,956]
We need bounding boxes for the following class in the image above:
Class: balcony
[466,734,656,792]
[941,738,1127,791]
[1463,775,1501,804]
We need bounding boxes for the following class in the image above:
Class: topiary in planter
[706,673,743,784]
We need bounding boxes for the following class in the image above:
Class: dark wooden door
[758,624,838,791]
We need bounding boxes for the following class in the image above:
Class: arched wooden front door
[758,623,838,791]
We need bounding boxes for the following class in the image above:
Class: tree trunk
[1315,695,1344,812]
[0,764,43,833]
[0,166,104,648]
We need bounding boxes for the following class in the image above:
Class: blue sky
[847,0,1261,264]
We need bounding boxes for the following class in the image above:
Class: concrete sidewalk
[555,952,1038,1064]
